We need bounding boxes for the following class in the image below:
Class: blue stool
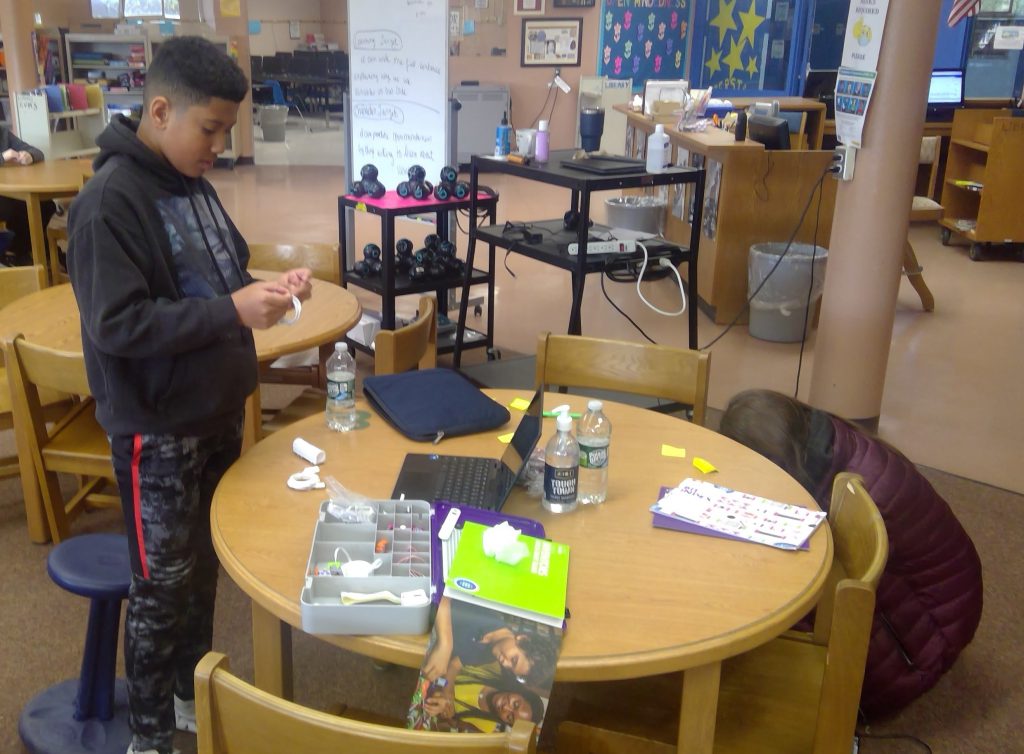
[19,533,133,754]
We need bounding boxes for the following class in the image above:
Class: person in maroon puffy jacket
[719,388,983,718]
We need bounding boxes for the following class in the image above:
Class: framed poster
[513,0,546,15]
[521,18,583,67]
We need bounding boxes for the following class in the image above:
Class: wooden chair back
[5,333,114,542]
[0,266,50,478]
[247,242,340,284]
[535,332,710,425]
[374,296,437,375]
[195,652,538,754]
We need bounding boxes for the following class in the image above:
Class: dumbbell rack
[338,190,499,358]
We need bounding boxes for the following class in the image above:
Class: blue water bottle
[495,111,511,158]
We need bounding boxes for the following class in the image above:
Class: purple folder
[651,486,811,551]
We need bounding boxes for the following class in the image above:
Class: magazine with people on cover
[407,596,562,733]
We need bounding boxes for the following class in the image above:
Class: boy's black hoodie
[68,115,257,436]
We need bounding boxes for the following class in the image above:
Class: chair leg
[903,240,935,312]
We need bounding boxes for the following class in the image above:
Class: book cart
[338,190,499,358]
[939,108,1024,261]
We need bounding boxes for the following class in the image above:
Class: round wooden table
[0,158,94,281]
[211,389,832,754]
[0,272,360,543]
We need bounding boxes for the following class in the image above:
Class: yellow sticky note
[497,432,514,444]
[693,457,718,474]
[661,444,687,458]
[509,398,531,411]
[355,202,367,212]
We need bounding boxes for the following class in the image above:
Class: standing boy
[67,37,310,754]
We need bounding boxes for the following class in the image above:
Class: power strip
[567,239,638,255]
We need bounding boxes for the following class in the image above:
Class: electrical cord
[699,165,831,351]
[634,241,687,316]
[600,272,657,343]
[528,85,555,129]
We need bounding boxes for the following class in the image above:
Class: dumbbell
[411,180,433,201]
[423,233,441,251]
[408,164,427,183]
[433,182,452,201]
[361,164,379,182]
[453,181,470,200]
[362,180,386,199]
[363,243,382,261]
[395,238,414,272]
[439,165,458,184]
[396,181,413,199]
[349,181,367,197]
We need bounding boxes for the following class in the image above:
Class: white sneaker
[174,694,197,733]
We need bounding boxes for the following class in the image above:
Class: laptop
[390,388,543,510]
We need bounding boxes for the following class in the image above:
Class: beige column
[0,0,40,131]
[808,1,942,422]
[201,0,255,160]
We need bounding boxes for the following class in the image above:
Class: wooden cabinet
[939,108,1024,260]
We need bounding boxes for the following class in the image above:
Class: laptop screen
[495,388,544,494]
[928,70,964,107]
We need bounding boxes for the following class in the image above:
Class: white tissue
[482,521,530,566]
[293,437,326,465]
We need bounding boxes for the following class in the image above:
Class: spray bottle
[495,111,512,158]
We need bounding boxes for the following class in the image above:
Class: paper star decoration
[705,46,723,76]
[709,0,737,47]
[737,0,764,50]
[723,37,746,78]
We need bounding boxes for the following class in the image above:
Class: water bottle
[495,111,512,158]
[577,399,610,504]
[645,123,670,173]
[325,342,357,431]
[542,413,579,514]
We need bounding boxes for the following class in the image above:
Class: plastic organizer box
[300,499,433,635]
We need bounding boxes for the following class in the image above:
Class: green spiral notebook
[444,521,570,628]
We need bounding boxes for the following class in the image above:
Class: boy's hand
[279,268,312,302]
[15,150,34,166]
[231,281,294,329]
[2,148,19,163]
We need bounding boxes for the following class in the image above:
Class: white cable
[635,241,687,317]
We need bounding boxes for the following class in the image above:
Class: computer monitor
[748,114,791,150]
[928,69,964,107]
[803,69,838,120]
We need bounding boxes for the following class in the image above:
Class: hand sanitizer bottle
[645,124,670,173]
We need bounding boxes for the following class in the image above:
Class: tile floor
[211,128,1024,495]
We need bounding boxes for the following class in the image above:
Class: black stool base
[19,678,131,754]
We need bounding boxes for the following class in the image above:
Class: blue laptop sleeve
[363,368,510,442]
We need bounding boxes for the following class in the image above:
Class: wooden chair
[262,297,438,433]
[555,472,888,754]
[374,295,437,375]
[903,136,941,311]
[195,652,538,754]
[535,332,710,426]
[248,242,341,389]
[45,172,90,286]
[4,333,116,543]
[0,266,68,480]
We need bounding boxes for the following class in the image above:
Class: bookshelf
[14,87,107,160]
[65,33,149,112]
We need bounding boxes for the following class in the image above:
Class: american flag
[948,0,981,27]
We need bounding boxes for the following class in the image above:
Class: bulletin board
[447,0,509,58]
[347,0,449,190]
[597,0,692,91]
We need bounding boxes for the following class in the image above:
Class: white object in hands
[293,437,326,465]
[481,521,530,565]
[278,294,302,325]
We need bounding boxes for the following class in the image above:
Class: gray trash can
[260,105,289,142]
[748,242,828,342]
[605,195,666,235]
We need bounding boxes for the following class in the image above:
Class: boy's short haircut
[145,36,249,108]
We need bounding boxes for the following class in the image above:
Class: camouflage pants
[110,416,242,754]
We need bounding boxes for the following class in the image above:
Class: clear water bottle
[542,413,579,514]
[325,342,357,431]
[577,399,610,504]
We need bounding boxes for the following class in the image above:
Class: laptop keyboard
[437,456,496,507]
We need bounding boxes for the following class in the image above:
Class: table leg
[251,600,294,699]
[678,661,721,754]
[242,387,261,452]
[24,197,49,281]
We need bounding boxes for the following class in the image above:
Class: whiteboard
[347,0,449,191]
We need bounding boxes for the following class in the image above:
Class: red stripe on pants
[131,433,150,580]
